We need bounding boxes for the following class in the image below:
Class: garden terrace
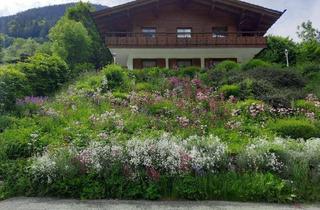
[105,31,267,48]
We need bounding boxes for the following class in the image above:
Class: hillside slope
[0,3,107,39]
[1,65,320,201]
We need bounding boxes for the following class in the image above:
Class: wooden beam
[152,0,160,17]
[255,14,264,30]
[237,10,247,30]
[209,0,216,17]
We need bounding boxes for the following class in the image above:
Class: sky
[0,0,319,40]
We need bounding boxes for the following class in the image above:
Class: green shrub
[180,66,200,78]
[72,62,95,76]
[303,63,320,75]
[112,92,128,100]
[269,119,318,139]
[295,99,318,112]
[0,115,15,133]
[147,100,177,116]
[242,59,272,71]
[20,53,70,96]
[0,66,30,112]
[135,82,154,91]
[215,60,240,72]
[245,68,306,89]
[102,65,128,91]
[219,84,240,97]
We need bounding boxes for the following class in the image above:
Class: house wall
[110,48,263,69]
[128,1,238,34]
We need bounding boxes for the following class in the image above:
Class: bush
[242,59,272,71]
[135,82,154,92]
[180,66,200,78]
[269,119,318,139]
[102,65,128,91]
[219,84,240,97]
[245,68,305,89]
[20,53,70,96]
[300,63,320,76]
[0,115,15,133]
[295,99,318,112]
[72,63,95,76]
[0,66,30,112]
[147,100,177,116]
[215,60,240,72]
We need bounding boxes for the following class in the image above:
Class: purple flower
[16,96,48,106]
[168,77,181,88]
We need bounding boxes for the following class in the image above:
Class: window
[212,27,228,38]
[142,59,157,68]
[176,59,192,68]
[177,28,192,38]
[142,27,156,38]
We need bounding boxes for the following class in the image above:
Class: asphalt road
[0,197,320,210]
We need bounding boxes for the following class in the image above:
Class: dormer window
[142,27,156,38]
[177,28,192,38]
[212,27,228,37]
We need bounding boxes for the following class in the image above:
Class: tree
[256,36,298,66]
[296,21,320,64]
[66,2,112,68]
[298,40,320,64]
[0,34,4,63]
[297,20,320,42]
[49,17,92,66]
[3,38,40,63]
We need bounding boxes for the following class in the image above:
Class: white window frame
[177,28,192,38]
[142,27,157,38]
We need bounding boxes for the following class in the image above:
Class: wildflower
[177,116,190,127]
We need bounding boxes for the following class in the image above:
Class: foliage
[1,63,320,202]
[256,36,298,66]
[298,40,320,64]
[2,38,40,63]
[0,3,105,39]
[297,20,320,42]
[269,119,318,139]
[0,66,30,112]
[215,60,240,72]
[242,59,272,71]
[101,65,129,91]
[0,34,4,63]
[49,17,92,66]
[219,84,240,97]
[180,66,200,78]
[19,53,69,96]
[66,2,112,68]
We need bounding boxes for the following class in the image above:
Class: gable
[92,0,284,35]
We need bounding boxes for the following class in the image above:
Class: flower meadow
[1,64,320,202]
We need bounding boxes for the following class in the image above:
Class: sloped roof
[92,0,284,18]
[92,0,285,34]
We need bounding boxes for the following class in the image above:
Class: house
[92,0,284,69]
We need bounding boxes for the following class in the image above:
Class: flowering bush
[16,96,48,107]
[29,134,229,183]
[237,138,285,173]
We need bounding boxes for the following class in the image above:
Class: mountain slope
[0,3,107,39]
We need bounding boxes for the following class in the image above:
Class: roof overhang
[92,0,285,34]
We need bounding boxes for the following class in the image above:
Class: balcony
[105,32,267,48]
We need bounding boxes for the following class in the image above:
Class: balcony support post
[200,57,205,69]
[165,58,169,69]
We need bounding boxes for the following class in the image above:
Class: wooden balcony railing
[105,32,267,48]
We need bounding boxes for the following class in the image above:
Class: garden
[1,2,320,204]
[1,61,320,202]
